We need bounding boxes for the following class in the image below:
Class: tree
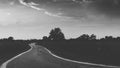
[89,34,96,40]
[42,36,49,40]
[48,28,65,40]
[8,36,14,40]
[105,36,114,40]
[77,34,90,40]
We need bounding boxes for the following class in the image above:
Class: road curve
[44,47,120,68]
[1,43,120,68]
[0,43,35,68]
[45,48,120,68]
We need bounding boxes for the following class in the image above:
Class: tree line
[42,27,120,41]
[1,27,120,41]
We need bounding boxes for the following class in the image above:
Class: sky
[0,0,120,39]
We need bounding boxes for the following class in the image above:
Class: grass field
[6,44,118,68]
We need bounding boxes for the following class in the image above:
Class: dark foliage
[48,28,65,40]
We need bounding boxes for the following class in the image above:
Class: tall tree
[8,36,14,40]
[48,28,65,40]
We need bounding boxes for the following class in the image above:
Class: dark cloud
[91,0,120,18]
[20,0,120,19]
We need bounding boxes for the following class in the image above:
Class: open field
[4,43,120,68]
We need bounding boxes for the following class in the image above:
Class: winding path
[0,43,35,68]
[0,43,120,68]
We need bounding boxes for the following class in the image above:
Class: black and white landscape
[0,0,120,68]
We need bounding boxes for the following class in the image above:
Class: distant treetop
[48,28,65,40]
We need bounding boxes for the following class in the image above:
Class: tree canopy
[48,28,65,40]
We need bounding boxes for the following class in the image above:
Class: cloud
[19,0,86,17]
[18,0,120,28]
[19,0,120,18]
[19,0,63,17]
[84,0,120,18]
